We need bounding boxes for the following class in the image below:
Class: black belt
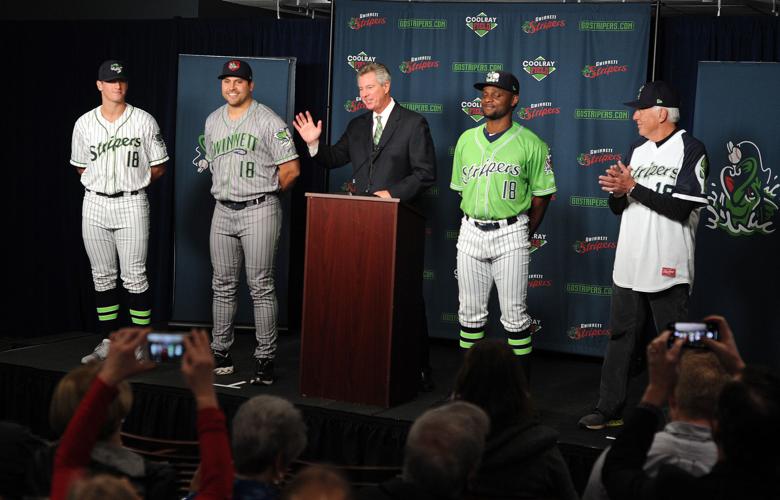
[86,188,140,198]
[219,195,266,211]
[466,215,519,231]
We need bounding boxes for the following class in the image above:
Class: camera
[147,333,186,362]
[666,321,719,348]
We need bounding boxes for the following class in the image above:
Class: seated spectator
[283,464,352,500]
[583,350,727,500]
[50,328,233,500]
[226,395,308,500]
[454,339,578,500]
[68,474,141,500]
[356,401,489,500]
[602,315,780,500]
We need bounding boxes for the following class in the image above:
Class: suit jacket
[313,102,437,203]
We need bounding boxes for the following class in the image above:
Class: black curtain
[1,17,329,338]
[655,15,780,133]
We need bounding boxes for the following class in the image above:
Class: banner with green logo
[330,1,650,355]
[692,62,780,365]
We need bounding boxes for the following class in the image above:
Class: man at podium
[294,62,437,390]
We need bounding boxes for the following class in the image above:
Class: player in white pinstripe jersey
[71,60,168,363]
[451,72,556,381]
[200,59,300,385]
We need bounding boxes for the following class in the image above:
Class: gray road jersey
[71,104,168,194]
[204,100,298,202]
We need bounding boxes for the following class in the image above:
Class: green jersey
[451,122,556,220]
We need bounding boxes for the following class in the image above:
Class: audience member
[283,464,352,500]
[50,328,233,500]
[357,401,489,500]
[583,350,727,500]
[67,474,141,500]
[602,315,780,500]
[454,339,578,500]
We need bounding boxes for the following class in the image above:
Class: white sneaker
[81,339,111,364]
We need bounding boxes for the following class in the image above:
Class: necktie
[373,115,383,146]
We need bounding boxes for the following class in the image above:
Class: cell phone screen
[147,333,185,362]
[667,322,719,348]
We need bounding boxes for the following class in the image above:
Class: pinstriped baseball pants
[210,195,281,359]
[456,214,531,332]
[82,190,150,293]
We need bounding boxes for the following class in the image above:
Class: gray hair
[402,401,490,499]
[232,395,308,476]
[654,105,680,123]
[357,62,391,85]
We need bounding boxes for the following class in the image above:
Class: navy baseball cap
[98,60,128,82]
[624,81,680,109]
[218,59,253,80]
[474,71,519,95]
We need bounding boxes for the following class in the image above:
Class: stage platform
[0,331,645,493]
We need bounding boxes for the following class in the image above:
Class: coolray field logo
[441,312,459,323]
[399,56,440,74]
[398,18,447,29]
[423,269,435,280]
[346,51,376,72]
[528,273,552,288]
[582,59,628,78]
[573,235,617,254]
[566,283,612,296]
[348,12,386,30]
[529,318,543,334]
[461,97,484,122]
[570,196,609,208]
[522,15,566,34]
[579,20,635,31]
[466,12,497,37]
[567,323,610,340]
[577,148,621,167]
[706,140,778,236]
[400,102,443,113]
[530,233,548,254]
[452,62,504,73]
[517,101,560,121]
[344,97,366,113]
[574,109,629,120]
[522,57,556,81]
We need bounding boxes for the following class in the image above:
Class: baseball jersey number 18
[127,151,140,168]
[240,160,255,178]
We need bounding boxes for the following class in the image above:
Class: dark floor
[0,330,645,452]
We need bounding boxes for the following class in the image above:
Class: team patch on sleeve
[154,132,165,146]
[275,128,293,147]
[544,152,554,175]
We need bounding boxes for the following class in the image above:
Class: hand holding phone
[147,333,186,362]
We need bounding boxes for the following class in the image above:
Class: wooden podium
[300,193,425,407]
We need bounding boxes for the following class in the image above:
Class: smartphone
[666,322,719,348]
[147,333,186,362]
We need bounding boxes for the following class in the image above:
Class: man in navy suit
[294,62,437,389]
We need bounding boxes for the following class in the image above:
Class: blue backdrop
[691,62,780,366]
[172,55,296,326]
[328,1,650,355]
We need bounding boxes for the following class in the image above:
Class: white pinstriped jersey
[70,104,168,194]
[204,100,298,202]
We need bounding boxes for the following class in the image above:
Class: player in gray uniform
[71,60,168,363]
[201,59,300,385]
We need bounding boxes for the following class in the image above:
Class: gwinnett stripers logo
[348,12,386,30]
[522,15,566,34]
[344,97,366,113]
[528,274,552,288]
[567,323,610,340]
[517,101,560,121]
[577,148,622,167]
[110,63,123,74]
[399,56,440,74]
[346,51,376,72]
[573,235,617,254]
[522,57,556,81]
[582,59,629,79]
[274,128,292,146]
[466,12,498,37]
[89,136,141,161]
[461,97,484,122]
[706,140,778,236]
[227,60,240,72]
[530,233,548,254]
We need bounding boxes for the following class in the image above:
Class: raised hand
[99,327,155,386]
[293,111,323,146]
[702,315,745,376]
[181,329,218,409]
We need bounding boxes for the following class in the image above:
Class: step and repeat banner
[328,1,650,355]
[172,55,296,326]
[691,62,780,366]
